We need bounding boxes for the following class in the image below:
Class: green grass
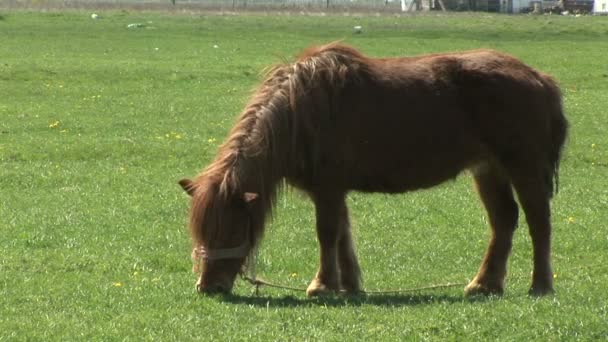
[1,10,608,340]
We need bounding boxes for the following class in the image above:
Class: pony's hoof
[340,289,363,297]
[464,280,503,297]
[339,281,362,296]
[341,286,362,296]
[306,279,338,297]
[528,285,554,297]
[340,277,362,295]
[529,274,554,297]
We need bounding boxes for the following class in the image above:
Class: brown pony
[179,43,568,297]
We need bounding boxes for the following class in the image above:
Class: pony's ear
[179,178,196,196]
[243,192,259,203]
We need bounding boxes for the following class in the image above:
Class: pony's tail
[543,75,569,198]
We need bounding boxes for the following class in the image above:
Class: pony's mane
[189,43,372,247]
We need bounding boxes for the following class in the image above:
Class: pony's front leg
[337,204,361,294]
[307,192,345,297]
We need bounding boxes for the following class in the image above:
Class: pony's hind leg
[465,164,519,296]
[306,191,345,297]
[337,203,361,294]
[509,170,555,296]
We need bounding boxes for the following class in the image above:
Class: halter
[191,220,253,273]
[192,238,250,262]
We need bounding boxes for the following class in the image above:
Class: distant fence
[1,0,407,11]
[0,0,575,13]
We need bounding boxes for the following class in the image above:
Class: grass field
[1,10,608,340]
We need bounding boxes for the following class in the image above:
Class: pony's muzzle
[196,277,234,294]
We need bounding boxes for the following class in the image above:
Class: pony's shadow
[219,292,493,308]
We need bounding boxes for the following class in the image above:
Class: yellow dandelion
[553,273,558,279]
[591,143,596,149]
[113,282,123,287]
[567,217,575,224]
[290,272,298,279]
[49,121,60,129]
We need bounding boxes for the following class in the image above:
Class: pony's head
[179,178,258,294]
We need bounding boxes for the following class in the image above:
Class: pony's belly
[342,144,483,193]
[349,165,464,193]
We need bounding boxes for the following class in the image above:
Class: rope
[239,261,608,296]
[358,282,469,294]
[240,253,470,296]
[240,275,468,296]
[242,276,308,295]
